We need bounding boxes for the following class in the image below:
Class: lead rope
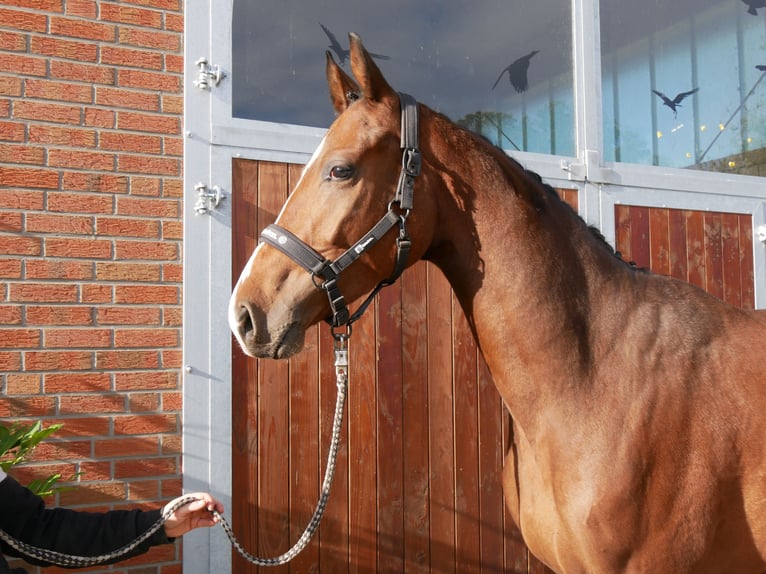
[0,333,350,568]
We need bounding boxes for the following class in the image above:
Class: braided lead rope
[0,494,196,568]
[0,336,350,569]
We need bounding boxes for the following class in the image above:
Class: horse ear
[348,33,396,103]
[326,50,360,114]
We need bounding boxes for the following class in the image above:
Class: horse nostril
[235,304,254,340]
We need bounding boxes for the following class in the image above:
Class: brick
[44,327,112,348]
[128,176,160,196]
[0,328,40,348]
[100,131,161,153]
[48,149,116,171]
[0,210,22,231]
[28,439,92,462]
[163,135,182,156]
[115,371,176,391]
[98,305,162,325]
[9,283,78,303]
[13,100,82,125]
[84,107,115,128]
[65,0,97,18]
[118,28,179,51]
[44,371,110,393]
[115,240,177,260]
[45,416,111,437]
[0,31,28,52]
[25,79,93,104]
[0,235,42,255]
[118,69,180,93]
[25,260,94,280]
[0,189,45,209]
[0,351,22,371]
[62,171,128,193]
[96,86,159,111]
[70,460,111,482]
[95,350,159,370]
[1,0,63,11]
[160,94,182,115]
[6,373,41,394]
[0,259,22,277]
[117,111,179,134]
[95,436,160,458]
[161,390,182,411]
[26,305,94,325]
[115,285,178,304]
[100,46,163,70]
[95,262,161,282]
[114,328,178,348]
[100,4,163,28]
[115,456,176,478]
[47,191,113,214]
[80,283,112,303]
[60,394,126,414]
[164,12,183,33]
[127,477,160,499]
[164,54,183,74]
[0,166,59,189]
[24,350,92,371]
[161,220,182,240]
[51,60,115,85]
[0,8,48,33]
[161,178,182,198]
[50,16,116,42]
[117,197,178,218]
[59,482,128,506]
[44,237,112,259]
[128,392,160,412]
[0,53,46,77]
[0,396,56,416]
[96,216,160,238]
[29,125,97,147]
[118,154,179,175]
[161,434,181,455]
[122,0,180,10]
[0,143,44,164]
[0,76,23,97]
[0,120,25,141]
[0,305,22,324]
[114,414,176,435]
[161,308,181,327]
[26,213,94,234]
[30,35,98,62]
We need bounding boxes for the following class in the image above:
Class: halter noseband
[259,92,421,334]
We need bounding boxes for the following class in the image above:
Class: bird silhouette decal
[652,88,699,117]
[492,50,539,93]
[741,0,766,15]
[319,24,390,65]
[757,65,766,72]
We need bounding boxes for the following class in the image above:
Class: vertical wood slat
[613,204,755,310]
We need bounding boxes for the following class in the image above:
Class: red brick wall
[0,1,184,572]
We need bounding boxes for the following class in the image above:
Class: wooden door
[230,158,564,573]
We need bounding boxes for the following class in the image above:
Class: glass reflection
[232,0,574,156]
[602,0,766,175]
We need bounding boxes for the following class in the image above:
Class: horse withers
[229,33,766,573]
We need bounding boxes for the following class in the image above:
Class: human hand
[162,492,224,538]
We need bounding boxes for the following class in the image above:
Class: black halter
[259,92,421,334]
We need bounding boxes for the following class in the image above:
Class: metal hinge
[194,183,224,215]
[758,225,766,244]
[193,57,224,90]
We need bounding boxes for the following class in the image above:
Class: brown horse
[229,34,766,573]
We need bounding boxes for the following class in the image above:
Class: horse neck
[421,112,627,431]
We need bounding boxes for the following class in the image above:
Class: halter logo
[354,237,375,254]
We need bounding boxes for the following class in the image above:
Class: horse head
[229,33,436,358]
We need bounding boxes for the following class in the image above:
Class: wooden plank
[721,213,742,308]
[703,212,724,301]
[401,262,431,573]
[614,205,632,264]
[629,206,650,269]
[377,283,405,572]
[739,215,755,310]
[685,210,706,290]
[453,297,480,573]
[231,158,261,574]
[668,209,688,281]
[256,162,290,569]
[649,207,670,276]
[347,306,376,572]
[477,354,506,572]
[427,263,456,572]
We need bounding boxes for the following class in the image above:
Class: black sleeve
[0,475,171,568]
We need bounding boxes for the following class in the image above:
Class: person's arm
[0,471,222,568]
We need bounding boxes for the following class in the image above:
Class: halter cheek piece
[259,92,421,334]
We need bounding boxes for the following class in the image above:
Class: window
[232,0,574,156]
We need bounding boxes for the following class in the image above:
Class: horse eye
[329,166,353,180]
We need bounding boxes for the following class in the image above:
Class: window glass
[602,0,766,175]
[232,0,574,156]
